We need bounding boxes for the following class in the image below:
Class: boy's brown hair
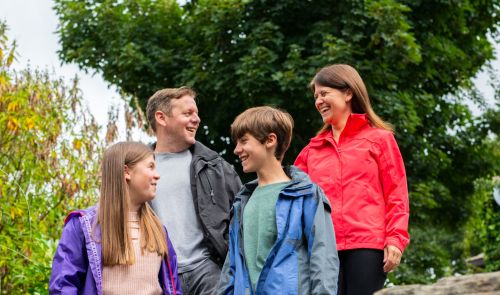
[146,86,197,132]
[231,106,294,161]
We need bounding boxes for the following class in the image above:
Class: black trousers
[338,249,387,295]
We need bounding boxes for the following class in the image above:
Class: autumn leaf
[7,116,18,132]
[73,138,82,150]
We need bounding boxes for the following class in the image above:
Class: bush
[388,225,466,285]
[0,22,103,294]
[464,176,500,272]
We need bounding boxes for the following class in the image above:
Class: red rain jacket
[295,114,410,252]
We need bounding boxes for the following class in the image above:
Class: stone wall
[375,271,500,295]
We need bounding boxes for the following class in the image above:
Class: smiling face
[125,155,160,210]
[162,95,200,151]
[233,133,269,173]
[313,84,352,126]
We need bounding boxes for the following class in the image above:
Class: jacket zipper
[238,198,253,294]
[332,135,345,249]
[193,163,220,264]
[202,170,216,204]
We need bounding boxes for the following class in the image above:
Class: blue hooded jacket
[217,166,339,295]
[49,207,182,294]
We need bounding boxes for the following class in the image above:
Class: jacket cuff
[385,237,408,254]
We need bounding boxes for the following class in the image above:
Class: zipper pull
[210,189,216,204]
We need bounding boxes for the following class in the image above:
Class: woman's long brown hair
[98,141,167,266]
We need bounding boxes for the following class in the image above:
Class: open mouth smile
[318,105,330,116]
[239,155,248,163]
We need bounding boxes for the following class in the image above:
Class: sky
[0,0,498,134]
[0,0,120,127]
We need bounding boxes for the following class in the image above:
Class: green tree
[53,0,500,284]
[0,22,103,293]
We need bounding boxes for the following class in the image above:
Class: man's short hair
[231,106,294,161]
[146,86,196,132]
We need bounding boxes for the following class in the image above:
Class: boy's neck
[256,160,290,186]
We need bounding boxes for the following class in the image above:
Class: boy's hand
[383,245,402,273]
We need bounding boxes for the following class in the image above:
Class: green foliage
[389,225,465,284]
[53,0,184,102]
[464,176,500,272]
[0,22,103,293]
[52,0,500,284]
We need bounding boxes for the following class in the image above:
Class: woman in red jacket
[294,64,410,295]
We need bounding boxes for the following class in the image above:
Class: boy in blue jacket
[217,106,339,295]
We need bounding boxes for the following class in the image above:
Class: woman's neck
[330,112,351,142]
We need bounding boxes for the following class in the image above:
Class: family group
[49,64,409,295]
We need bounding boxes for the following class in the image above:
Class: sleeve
[304,185,339,295]
[216,250,234,295]
[48,217,87,294]
[376,133,410,252]
[165,231,183,295]
[294,145,310,174]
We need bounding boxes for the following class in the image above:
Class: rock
[375,271,500,295]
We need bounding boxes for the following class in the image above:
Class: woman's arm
[294,146,310,173]
[377,133,410,253]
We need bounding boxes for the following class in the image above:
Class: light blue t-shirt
[150,150,209,273]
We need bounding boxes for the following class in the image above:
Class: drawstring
[166,255,177,294]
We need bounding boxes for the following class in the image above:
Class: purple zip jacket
[49,207,182,295]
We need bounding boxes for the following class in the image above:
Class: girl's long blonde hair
[310,64,394,133]
[98,141,167,266]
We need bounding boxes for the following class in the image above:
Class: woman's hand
[383,245,402,273]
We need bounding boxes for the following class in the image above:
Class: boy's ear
[265,133,278,148]
[124,165,132,181]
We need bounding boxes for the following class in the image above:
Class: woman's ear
[344,89,353,103]
[124,165,131,181]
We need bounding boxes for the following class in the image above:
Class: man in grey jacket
[146,87,242,295]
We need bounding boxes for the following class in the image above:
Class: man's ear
[155,110,168,128]
[124,165,131,181]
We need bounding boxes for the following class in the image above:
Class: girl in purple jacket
[49,141,182,295]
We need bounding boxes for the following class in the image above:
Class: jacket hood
[236,166,313,203]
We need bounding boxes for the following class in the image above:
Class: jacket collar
[311,113,369,145]
[236,166,313,202]
[149,141,219,162]
[189,141,219,161]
